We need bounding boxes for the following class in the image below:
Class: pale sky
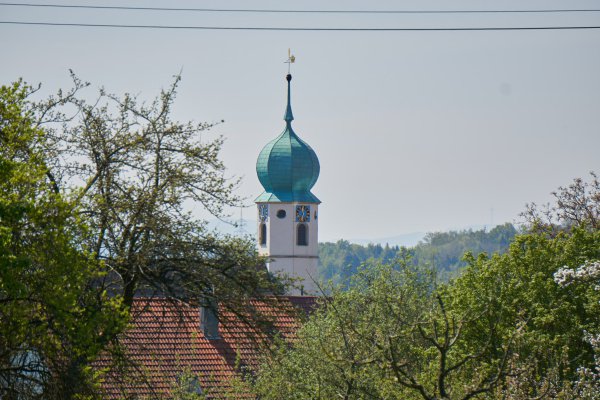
[2,0,599,242]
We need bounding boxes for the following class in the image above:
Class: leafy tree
[256,261,427,399]
[32,73,284,321]
[258,226,599,399]
[0,81,126,398]
[554,260,600,398]
[446,226,600,397]
[521,171,600,233]
[255,258,517,399]
[2,73,285,397]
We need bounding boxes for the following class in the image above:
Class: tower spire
[284,74,294,124]
[284,49,295,124]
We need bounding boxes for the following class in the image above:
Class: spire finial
[284,49,295,124]
[285,48,295,74]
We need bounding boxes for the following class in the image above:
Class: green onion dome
[255,74,320,203]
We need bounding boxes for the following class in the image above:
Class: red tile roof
[97,296,317,399]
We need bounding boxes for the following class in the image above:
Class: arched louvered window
[297,223,308,246]
[259,223,267,246]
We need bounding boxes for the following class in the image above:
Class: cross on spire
[285,48,295,74]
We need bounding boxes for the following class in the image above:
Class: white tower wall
[257,202,319,295]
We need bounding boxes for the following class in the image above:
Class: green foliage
[255,258,517,399]
[0,81,127,398]
[34,73,285,309]
[1,74,289,397]
[318,240,399,285]
[319,223,518,285]
[413,223,517,275]
[256,258,433,399]
[257,225,600,399]
[449,227,600,396]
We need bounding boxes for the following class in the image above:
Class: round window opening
[276,209,286,219]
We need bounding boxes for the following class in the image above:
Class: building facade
[255,74,321,295]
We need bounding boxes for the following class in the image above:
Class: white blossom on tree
[554,261,600,289]
[554,260,600,396]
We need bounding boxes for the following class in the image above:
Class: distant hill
[346,224,498,248]
[319,223,518,285]
[347,232,426,248]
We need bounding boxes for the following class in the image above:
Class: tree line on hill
[319,222,518,285]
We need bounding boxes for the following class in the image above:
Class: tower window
[297,223,308,246]
[258,204,268,222]
[277,209,286,219]
[259,223,267,246]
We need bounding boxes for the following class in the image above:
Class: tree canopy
[33,73,281,310]
[1,75,285,398]
[253,175,600,399]
[0,80,126,398]
[254,227,600,399]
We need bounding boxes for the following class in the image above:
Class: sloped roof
[97,296,317,399]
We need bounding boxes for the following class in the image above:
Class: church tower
[255,73,320,295]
